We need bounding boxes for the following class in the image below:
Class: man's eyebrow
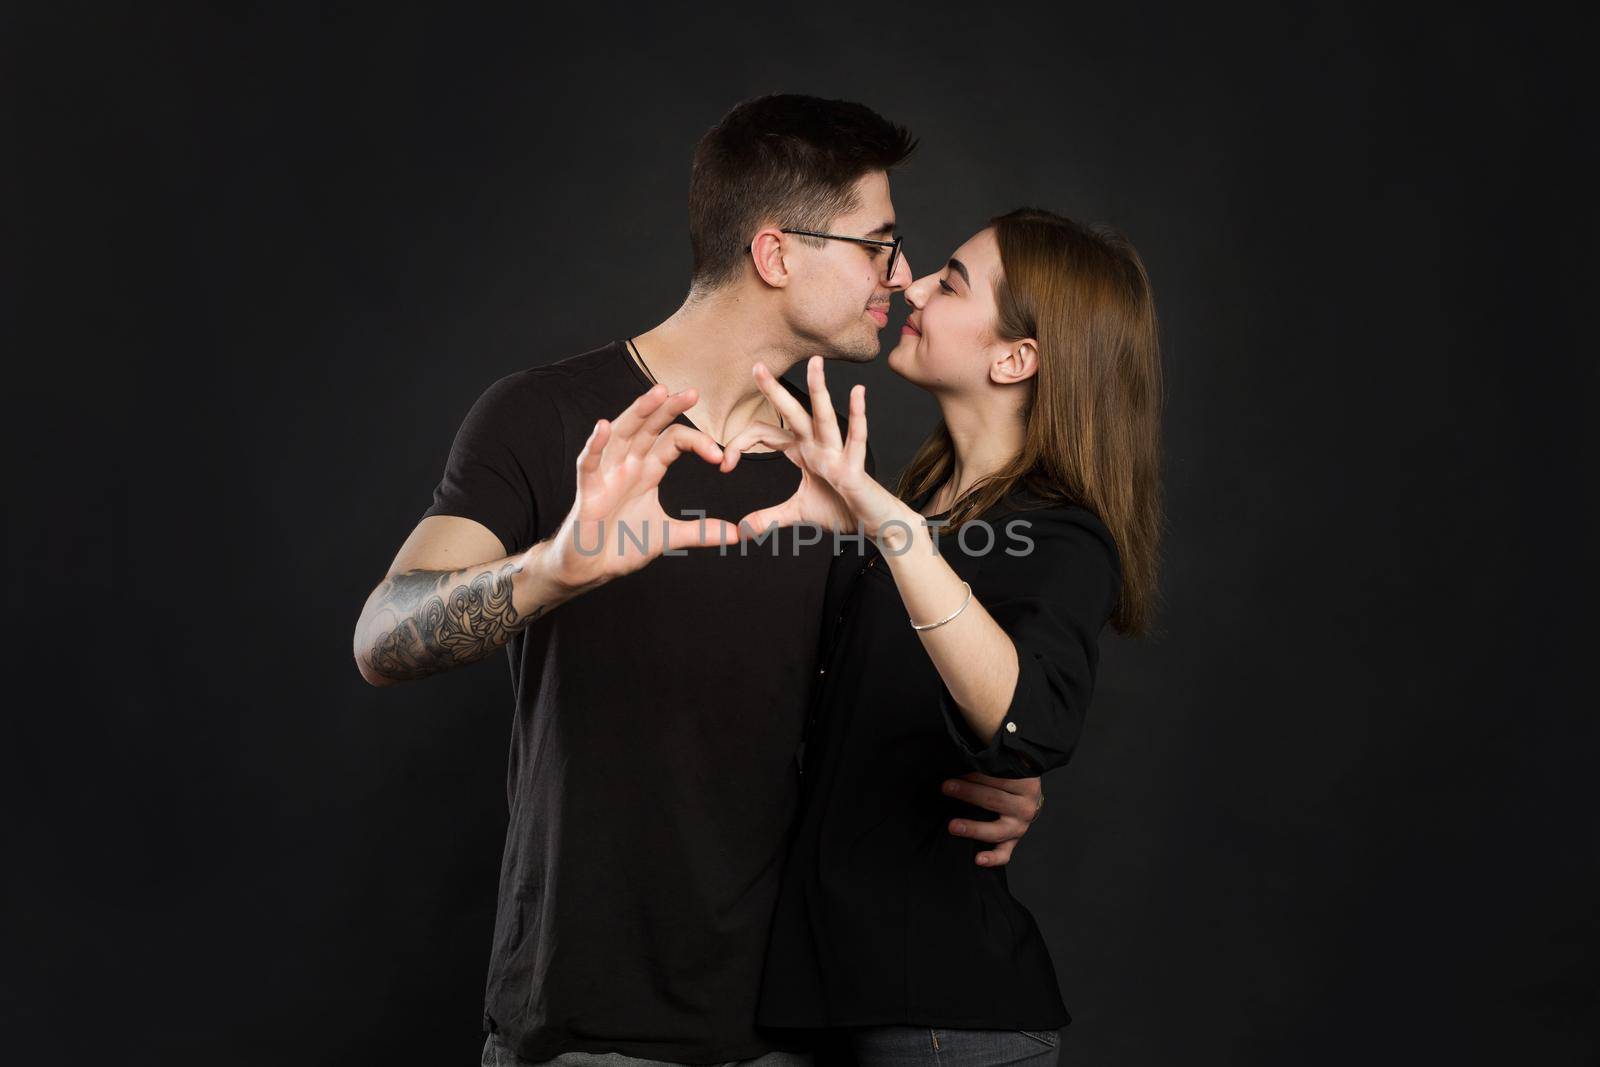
[947,258,971,286]
[866,220,896,237]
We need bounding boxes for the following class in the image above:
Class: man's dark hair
[687,94,917,292]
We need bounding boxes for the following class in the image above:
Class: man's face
[780,170,914,364]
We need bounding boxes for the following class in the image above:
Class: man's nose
[886,251,913,290]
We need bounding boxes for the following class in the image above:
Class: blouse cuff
[936,658,1049,778]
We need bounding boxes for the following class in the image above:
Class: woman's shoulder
[986,488,1122,578]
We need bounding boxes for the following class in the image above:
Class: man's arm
[354,383,738,687]
[353,516,588,687]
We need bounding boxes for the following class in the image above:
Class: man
[352,94,1045,1066]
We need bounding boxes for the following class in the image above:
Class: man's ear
[990,339,1040,386]
[749,227,792,288]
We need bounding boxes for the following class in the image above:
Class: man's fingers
[663,516,741,549]
[945,771,1041,865]
[645,424,726,472]
[942,777,1042,821]
[737,501,799,539]
[576,419,611,494]
[577,418,610,473]
[948,814,1029,844]
[974,839,1017,868]
[632,388,698,458]
[720,421,797,472]
[607,383,670,444]
[961,771,1042,799]
[804,355,843,450]
[752,362,813,440]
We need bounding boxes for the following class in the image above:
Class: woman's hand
[720,356,912,541]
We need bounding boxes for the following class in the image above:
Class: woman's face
[887,226,1018,393]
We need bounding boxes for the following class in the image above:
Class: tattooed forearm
[360,562,547,682]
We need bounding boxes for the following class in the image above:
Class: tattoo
[364,562,546,681]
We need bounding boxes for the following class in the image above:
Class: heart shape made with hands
[547,358,895,591]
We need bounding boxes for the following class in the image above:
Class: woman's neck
[927,396,1025,513]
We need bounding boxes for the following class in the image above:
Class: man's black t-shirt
[420,340,868,1063]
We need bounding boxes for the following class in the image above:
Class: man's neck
[630,289,809,445]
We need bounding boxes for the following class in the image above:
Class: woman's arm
[728,356,1116,777]
[885,504,1120,777]
[876,504,1023,750]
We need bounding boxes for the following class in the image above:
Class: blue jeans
[480,1032,814,1067]
[848,1025,1060,1066]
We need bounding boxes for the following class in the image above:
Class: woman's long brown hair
[893,208,1164,636]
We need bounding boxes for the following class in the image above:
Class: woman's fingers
[719,420,797,472]
[752,362,813,440]
[805,355,843,450]
[845,383,869,471]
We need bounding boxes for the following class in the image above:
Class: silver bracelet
[909,581,972,631]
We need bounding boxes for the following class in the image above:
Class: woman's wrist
[870,497,926,554]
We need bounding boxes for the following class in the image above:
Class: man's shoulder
[471,340,632,414]
[513,339,628,391]
[529,339,630,382]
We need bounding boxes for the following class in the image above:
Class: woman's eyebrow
[946,258,971,286]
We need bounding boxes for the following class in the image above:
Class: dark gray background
[7,4,1593,1064]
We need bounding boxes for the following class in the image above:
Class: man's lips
[866,306,888,326]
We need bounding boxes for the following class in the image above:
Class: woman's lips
[901,322,920,336]
[867,307,888,327]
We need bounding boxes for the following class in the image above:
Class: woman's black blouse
[756,487,1122,1032]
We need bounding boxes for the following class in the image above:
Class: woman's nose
[902,271,935,307]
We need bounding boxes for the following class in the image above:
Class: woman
[718,208,1163,1065]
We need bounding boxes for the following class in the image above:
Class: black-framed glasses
[758,227,904,284]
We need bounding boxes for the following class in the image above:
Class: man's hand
[543,384,741,591]
[941,772,1045,867]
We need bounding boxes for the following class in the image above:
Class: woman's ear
[749,228,792,288]
[990,339,1040,386]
